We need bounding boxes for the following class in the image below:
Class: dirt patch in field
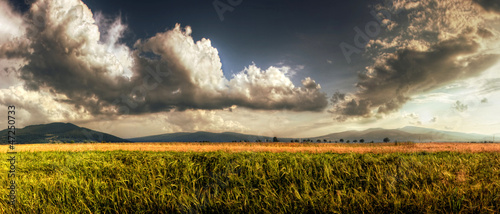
[4,142,500,153]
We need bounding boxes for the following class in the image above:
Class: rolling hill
[311,126,493,143]
[130,126,494,143]
[128,131,293,143]
[397,126,493,142]
[1,122,493,144]
[0,122,129,144]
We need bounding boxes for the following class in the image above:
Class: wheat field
[1,150,499,213]
[2,143,499,213]
[7,142,500,153]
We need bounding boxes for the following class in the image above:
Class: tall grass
[0,151,499,213]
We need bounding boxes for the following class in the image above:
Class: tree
[360,139,365,143]
[273,137,279,142]
[339,139,344,143]
[346,140,350,143]
[323,139,327,143]
[383,137,390,143]
[353,140,358,143]
[317,139,321,143]
[294,139,299,142]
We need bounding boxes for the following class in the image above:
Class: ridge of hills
[1,123,494,144]
[130,126,494,143]
[0,122,128,144]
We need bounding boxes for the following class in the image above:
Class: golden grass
[5,142,500,153]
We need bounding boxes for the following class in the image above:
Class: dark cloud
[330,91,345,104]
[0,38,30,58]
[2,0,327,117]
[481,98,488,103]
[477,28,494,39]
[473,0,500,14]
[331,36,500,119]
[328,0,500,121]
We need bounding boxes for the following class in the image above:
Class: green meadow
[1,151,499,213]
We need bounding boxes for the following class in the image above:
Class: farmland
[1,143,499,213]
[7,142,500,153]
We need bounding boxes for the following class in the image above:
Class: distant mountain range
[312,126,494,143]
[0,122,495,144]
[130,126,495,143]
[128,131,291,143]
[0,122,128,144]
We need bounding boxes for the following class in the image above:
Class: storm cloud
[0,0,328,117]
[330,0,500,121]
[473,0,500,14]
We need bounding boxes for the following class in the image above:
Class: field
[9,142,500,153]
[1,143,499,213]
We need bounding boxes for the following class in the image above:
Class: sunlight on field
[1,151,499,213]
[6,142,500,153]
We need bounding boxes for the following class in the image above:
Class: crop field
[1,143,499,213]
[8,142,500,153]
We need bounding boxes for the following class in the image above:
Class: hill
[312,128,425,143]
[312,126,492,142]
[0,122,129,144]
[129,131,293,142]
[397,126,493,142]
[130,126,492,143]
[2,122,493,144]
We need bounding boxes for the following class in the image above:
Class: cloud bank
[473,0,500,14]
[0,0,327,122]
[330,0,500,121]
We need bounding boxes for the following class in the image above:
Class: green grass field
[1,151,499,213]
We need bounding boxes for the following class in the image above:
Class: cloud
[453,100,468,112]
[478,78,500,94]
[330,0,500,120]
[403,112,422,125]
[430,116,438,123]
[473,0,500,14]
[0,0,30,59]
[0,38,31,59]
[477,28,495,38]
[0,85,92,126]
[331,36,499,119]
[161,110,249,133]
[0,0,328,123]
[77,109,249,138]
[330,91,346,105]
[0,0,25,42]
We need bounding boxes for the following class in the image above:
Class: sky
[0,0,499,139]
